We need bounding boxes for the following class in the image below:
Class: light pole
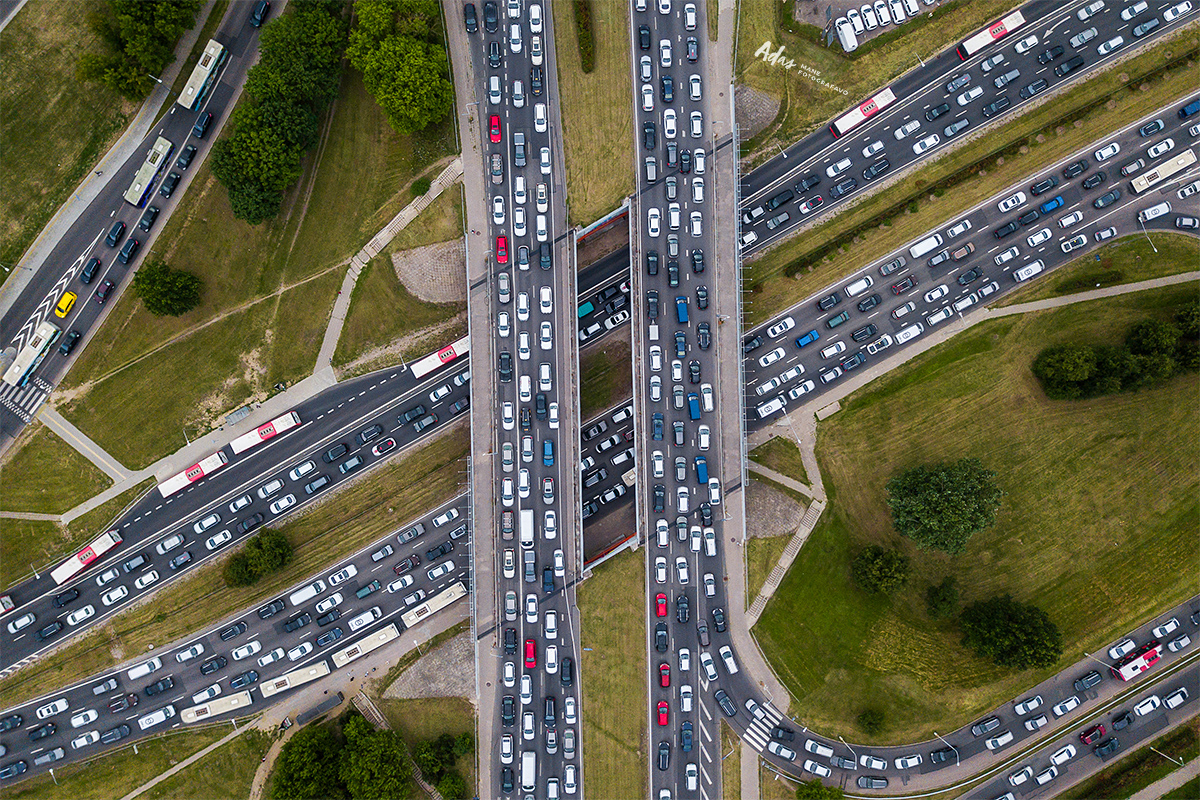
[1082,651,1110,670]
[1137,216,1159,253]
[838,735,858,761]
[932,731,959,767]
[147,74,163,85]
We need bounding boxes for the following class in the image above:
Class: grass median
[579,548,647,800]
[0,428,469,710]
[748,436,808,486]
[551,0,634,226]
[755,280,1199,744]
[140,727,271,800]
[743,29,1200,326]
[580,333,633,420]
[0,422,110,514]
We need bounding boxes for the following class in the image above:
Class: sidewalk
[1129,758,1199,800]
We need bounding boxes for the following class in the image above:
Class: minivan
[1013,260,1046,281]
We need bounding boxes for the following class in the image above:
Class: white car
[288,642,314,661]
[1152,617,1180,638]
[874,0,891,24]
[957,86,984,106]
[1058,210,1084,228]
[289,461,315,482]
[758,347,785,367]
[641,83,655,112]
[529,2,542,32]
[1148,138,1176,159]
[766,316,796,338]
[205,530,232,550]
[995,246,1019,265]
[659,39,672,68]
[861,3,879,29]
[689,74,702,101]
[663,108,677,138]
[328,564,357,585]
[859,754,887,770]
[315,592,343,614]
[70,709,99,728]
[679,648,691,672]
[913,134,940,155]
[269,494,296,514]
[689,111,703,139]
[1168,633,1191,652]
[1013,33,1040,54]
[513,207,526,237]
[697,425,710,450]
[1027,227,1052,247]
[639,55,653,82]
[101,585,128,606]
[534,103,547,133]
[675,556,689,584]
[654,557,668,583]
[1077,0,1104,19]
[1135,694,1162,715]
[539,146,551,175]
[804,759,832,777]
[530,35,543,66]
[862,139,885,159]
[492,195,505,225]
[1051,744,1076,765]
[924,285,949,304]
[826,157,852,178]
[1094,141,1121,161]
[895,754,922,770]
[718,645,737,674]
[894,119,921,140]
[1052,695,1080,716]
[648,207,661,237]
[1009,766,1034,786]
[1165,1,1193,22]
[502,401,514,430]
[501,733,514,764]
[1036,766,1059,786]
[134,570,159,589]
[1165,687,1189,708]
[193,513,221,535]
[1013,695,1043,715]
[66,605,95,626]
[1025,714,1048,731]
[232,641,262,661]
[692,177,704,203]
[699,651,718,681]
[998,191,1026,212]
[156,533,185,555]
[1108,638,1136,659]
[258,647,286,667]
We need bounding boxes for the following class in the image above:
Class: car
[1038,45,1064,64]
[971,716,1001,737]
[1148,138,1176,159]
[1093,188,1122,209]
[1025,714,1048,731]
[1054,695,1081,716]
[1152,618,1180,638]
[895,754,922,770]
[925,102,950,121]
[316,627,343,647]
[913,133,940,155]
[1168,633,1192,652]
[1051,744,1077,766]
[1027,227,1052,247]
[1071,26,1098,48]
[1074,670,1103,692]
[1094,737,1122,758]
[1165,0,1194,21]
[144,676,174,696]
[1165,687,1188,709]
[1080,724,1105,745]
[1095,141,1121,162]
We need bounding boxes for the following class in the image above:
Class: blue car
[1038,195,1065,214]
[795,329,820,348]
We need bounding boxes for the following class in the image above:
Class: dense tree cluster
[211,1,348,223]
[960,594,1063,670]
[77,0,201,99]
[886,458,1003,555]
[413,731,474,800]
[347,0,454,135]
[850,545,909,594]
[272,714,412,800]
[223,529,292,587]
[1032,302,1199,399]
[131,259,203,316]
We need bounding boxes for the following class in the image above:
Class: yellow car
[54,291,77,318]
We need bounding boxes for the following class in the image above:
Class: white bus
[400,581,466,629]
[50,530,124,585]
[410,336,469,379]
[123,136,174,207]
[331,623,401,669]
[178,39,227,111]
[259,660,332,699]
[157,451,230,498]
[181,690,253,723]
[2,321,60,388]
[229,410,302,454]
[1130,148,1196,194]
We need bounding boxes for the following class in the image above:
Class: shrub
[222,529,292,587]
[412,176,432,196]
[850,545,909,593]
[925,576,959,619]
[131,259,203,316]
[857,708,884,735]
[960,594,1063,670]
[573,0,595,72]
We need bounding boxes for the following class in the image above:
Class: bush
[925,576,959,619]
[573,0,595,72]
[856,708,884,735]
[412,176,432,196]
[222,529,293,587]
[960,594,1063,670]
[850,545,909,593]
[886,458,1003,555]
[131,259,203,316]
[436,771,468,800]
[796,778,844,799]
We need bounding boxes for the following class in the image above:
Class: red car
[655,593,668,617]
[524,638,537,668]
[496,235,509,264]
[1079,724,1105,745]
[659,663,670,687]
[490,114,502,143]
[657,701,669,726]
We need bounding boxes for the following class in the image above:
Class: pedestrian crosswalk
[740,697,786,752]
[0,376,51,423]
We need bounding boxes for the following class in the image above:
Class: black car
[666,141,678,167]
[930,747,954,763]
[483,0,498,32]
[1030,175,1059,196]
[426,541,454,560]
[463,2,477,32]
[80,256,101,284]
[145,676,174,696]
[674,331,687,359]
[957,268,983,286]
[503,627,517,654]
[676,593,689,623]
[101,724,131,744]
[1140,118,1165,137]
[250,0,270,26]
[1038,45,1064,64]
[817,292,840,311]
[257,599,286,619]
[993,220,1019,239]
[1074,670,1103,692]
[925,102,951,121]
[688,361,701,384]
[53,588,79,608]
[501,695,515,726]
[639,24,651,50]
[715,689,736,717]
[983,97,1011,118]
[795,174,820,194]
[238,513,265,534]
[1018,209,1041,226]
[35,621,63,641]
[488,40,501,68]
[322,443,348,463]
[657,741,671,771]
[108,693,139,713]
[652,413,664,440]
[220,621,247,641]
[498,350,512,382]
[501,767,514,793]
[770,725,796,741]
[1111,710,1133,730]
[851,324,877,343]
[316,627,343,647]
[856,294,881,313]
[863,159,891,180]
[643,121,656,150]
[695,285,708,309]
[661,74,673,104]
[530,65,543,96]
[176,145,197,169]
[1020,78,1049,99]
[169,550,193,570]
[697,322,711,350]
[1093,188,1121,208]
[200,655,227,675]
[317,609,341,627]
[283,613,311,632]
[230,670,259,690]
[0,762,27,780]
[655,622,668,652]
[603,295,627,315]
[0,715,21,733]
[691,249,704,273]
[117,237,140,264]
[28,723,55,741]
[685,36,698,62]
[711,606,727,632]
[698,503,713,526]
[668,261,680,287]
[653,484,665,512]
[1094,738,1121,757]
[1082,171,1107,190]
[159,172,180,198]
[398,404,426,424]
[139,205,159,231]
[1063,158,1089,179]
[393,555,420,575]
[679,149,692,174]
[841,352,867,371]
[945,72,971,93]
[830,177,857,198]
[743,335,764,355]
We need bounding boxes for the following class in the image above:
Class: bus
[157,451,230,498]
[178,39,227,111]
[1,321,60,388]
[1111,640,1163,681]
[956,10,1027,60]
[830,88,897,138]
[400,581,467,628]
[259,660,332,699]
[331,623,401,668]
[410,336,469,380]
[181,690,253,723]
[123,136,174,207]
[50,530,124,585]
[1129,148,1196,194]
[229,411,302,455]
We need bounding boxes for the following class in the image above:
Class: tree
[223,552,256,587]
[436,770,468,800]
[77,0,201,99]
[272,725,346,800]
[339,715,411,800]
[1125,319,1181,358]
[1176,300,1200,340]
[850,546,909,593]
[856,708,884,735]
[796,778,844,799]
[453,731,474,758]
[886,458,1004,555]
[358,36,454,134]
[960,594,1063,670]
[131,259,203,316]
[925,576,959,619]
[413,740,441,777]
[248,529,293,573]
[1031,343,1097,399]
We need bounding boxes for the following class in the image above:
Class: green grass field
[722,721,741,800]
[749,436,808,486]
[0,430,468,709]
[551,0,634,225]
[141,728,271,800]
[0,726,230,800]
[0,422,110,513]
[998,233,1199,306]
[742,29,1199,326]
[0,0,132,280]
[580,336,633,420]
[579,548,647,800]
[58,69,456,468]
[755,282,1199,744]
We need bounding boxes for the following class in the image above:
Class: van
[895,323,924,344]
[695,457,709,484]
[137,705,176,731]
[1013,260,1046,282]
[522,751,537,791]
[844,275,874,297]
[908,233,943,259]
[289,579,327,607]
[756,397,786,418]
[1138,201,1172,223]
[127,657,162,681]
[675,296,689,324]
[687,393,701,420]
[348,607,382,632]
